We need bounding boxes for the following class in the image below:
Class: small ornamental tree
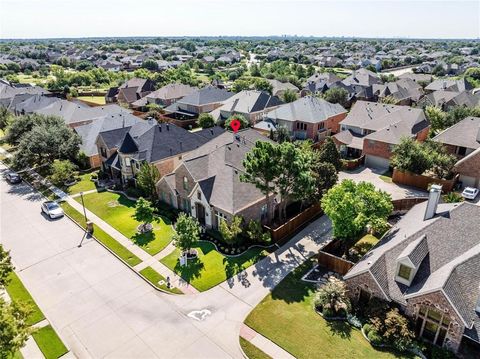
[321,180,393,239]
[197,113,215,128]
[136,162,160,200]
[246,219,271,244]
[173,213,200,255]
[219,216,243,245]
[0,299,33,358]
[50,160,77,186]
[225,114,249,130]
[318,137,342,171]
[314,277,351,317]
[0,244,14,288]
[370,308,414,351]
[133,198,157,233]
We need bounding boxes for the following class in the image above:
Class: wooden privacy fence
[265,202,323,243]
[317,251,354,276]
[392,169,458,192]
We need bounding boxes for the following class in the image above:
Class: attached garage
[454,148,480,189]
[365,154,390,170]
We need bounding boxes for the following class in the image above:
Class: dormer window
[397,264,412,281]
[183,176,188,191]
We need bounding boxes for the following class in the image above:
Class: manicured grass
[76,96,106,105]
[75,191,174,255]
[32,325,68,359]
[240,337,272,359]
[139,266,183,294]
[5,272,45,326]
[379,169,393,183]
[66,171,98,194]
[352,234,380,258]
[244,261,413,359]
[61,202,142,267]
[160,241,271,292]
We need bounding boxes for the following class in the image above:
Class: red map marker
[230,118,241,133]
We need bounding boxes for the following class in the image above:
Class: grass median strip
[5,272,45,326]
[240,337,272,359]
[32,325,68,359]
[61,202,142,267]
[139,266,183,294]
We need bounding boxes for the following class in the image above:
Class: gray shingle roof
[434,116,480,150]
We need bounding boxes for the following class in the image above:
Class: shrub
[126,186,144,198]
[322,307,335,317]
[367,330,383,345]
[363,323,372,335]
[197,113,215,128]
[314,277,351,316]
[442,192,463,203]
[50,160,77,186]
[347,314,362,328]
[370,308,414,351]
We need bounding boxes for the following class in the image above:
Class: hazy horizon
[0,0,479,40]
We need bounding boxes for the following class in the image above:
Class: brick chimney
[424,184,442,220]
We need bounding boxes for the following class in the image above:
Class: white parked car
[461,187,479,200]
[41,201,64,219]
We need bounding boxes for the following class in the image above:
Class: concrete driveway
[339,166,428,200]
[0,164,332,358]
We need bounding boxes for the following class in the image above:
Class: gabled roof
[265,96,346,124]
[146,83,196,101]
[434,116,480,150]
[425,78,473,92]
[175,86,233,106]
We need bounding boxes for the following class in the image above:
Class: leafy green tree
[323,87,348,107]
[281,89,297,103]
[12,116,81,170]
[318,137,342,171]
[250,64,260,77]
[232,79,250,93]
[133,198,157,233]
[49,160,77,186]
[241,141,282,224]
[197,113,215,128]
[425,106,447,134]
[142,59,159,71]
[219,216,243,245]
[225,114,249,130]
[0,299,33,359]
[136,162,160,200]
[379,95,399,104]
[173,213,200,254]
[370,308,414,352]
[321,180,393,239]
[0,244,13,288]
[253,78,273,94]
[445,106,480,129]
[75,60,94,71]
[4,113,40,146]
[274,125,290,143]
[0,107,12,131]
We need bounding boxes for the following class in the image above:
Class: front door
[196,203,206,225]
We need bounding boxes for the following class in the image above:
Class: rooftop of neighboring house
[398,73,433,84]
[210,90,283,121]
[342,68,382,88]
[421,90,480,108]
[0,81,50,101]
[433,116,480,150]
[170,86,233,107]
[119,77,155,93]
[266,79,299,96]
[36,100,132,126]
[344,200,480,341]
[161,129,272,214]
[372,78,423,102]
[75,112,147,157]
[146,83,197,102]
[118,123,225,164]
[305,72,343,86]
[425,78,473,92]
[11,94,60,114]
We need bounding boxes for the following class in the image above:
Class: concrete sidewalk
[65,196,198,294]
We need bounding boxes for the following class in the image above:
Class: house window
[416,307,451,347]
[215,211,227,228]
[182,198,191,213]
[183,176,188,191]
[318,122,325,130]
[125,157,131,167]
[197,191,201,200]
[457,146,467,156]
[260,204,267,220]
[100,147,107,158]
[398,264,412,280]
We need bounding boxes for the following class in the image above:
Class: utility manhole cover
[187,309,211,321]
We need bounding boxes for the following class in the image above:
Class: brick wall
[362,139,392,159]
[88,154,102,169]
[416,126,430,142]
[324,112,348,134]
[344,271,389,302]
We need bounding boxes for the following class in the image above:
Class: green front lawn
[66,171,98,194]
[160,241,270,292]
[245,261,413,359]
[32,325,68,359]
[76,96,106,105]
[5,272,45,326]
[240,337,271,359]
[379,169,393,183]
[61,202,142,266]
[75,191,174,255]
[352,234,380,258]
[139,266,183,294]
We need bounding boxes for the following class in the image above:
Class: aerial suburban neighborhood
[0,1,479,358]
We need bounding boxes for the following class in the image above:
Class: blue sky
[0,0,478,39]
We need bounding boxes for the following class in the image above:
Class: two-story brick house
[156,129,277,228]
[344,186,480,354]
[333,101,430,169]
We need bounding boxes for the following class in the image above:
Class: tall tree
[281,89,297,103]
[0,107,12,131]
[136,162,160,200]
[318,137,342,171]
[0,244,13,288]
[133,198,157,233]
[321,180,393,239]
[241,141,281,224]
[323,87,349,107]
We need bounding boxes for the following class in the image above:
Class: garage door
[459,175,479,188]
[365,155,390,170]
